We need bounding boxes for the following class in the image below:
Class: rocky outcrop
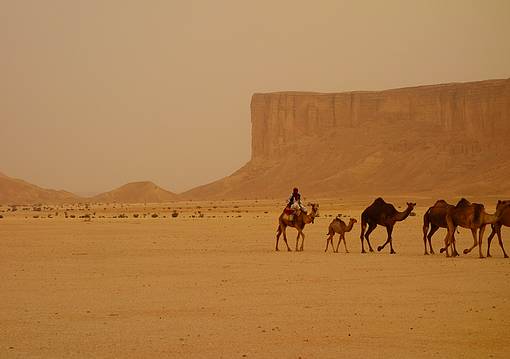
[184,79,510,199]
[91,181,178,203]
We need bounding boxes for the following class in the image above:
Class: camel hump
[331,217,345,226]
[434,199,448,207]
[456,198,471,207]
[373,197,386,205]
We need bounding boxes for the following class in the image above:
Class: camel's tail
[326,226,334,236]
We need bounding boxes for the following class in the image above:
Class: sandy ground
[1,199,509,358]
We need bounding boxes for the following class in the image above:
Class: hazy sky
[1,0,509,195]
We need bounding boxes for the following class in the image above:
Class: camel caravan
[275,192,510,259]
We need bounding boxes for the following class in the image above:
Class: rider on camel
[287,187,307,214]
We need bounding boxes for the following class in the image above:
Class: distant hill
[90,181,178,203]
[0,173,179,205]
[182,78,510,199]
[0,173,81,204]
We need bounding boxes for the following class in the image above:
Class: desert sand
[1,198,509,358]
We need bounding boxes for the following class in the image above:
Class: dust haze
[2,2,510,358]
[1,0,510,195]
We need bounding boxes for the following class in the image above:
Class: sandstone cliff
[183,79,510,199]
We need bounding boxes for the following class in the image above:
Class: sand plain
[1,198,509,358]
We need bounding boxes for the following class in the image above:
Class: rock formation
[91,181,178,203]
[184,79,510,199]
[0,173,81,204]
[0,174,178,205]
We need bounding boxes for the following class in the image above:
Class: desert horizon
[2,77,509,204]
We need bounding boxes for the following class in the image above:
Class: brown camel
[440,198,510,258]
[359,198,416,254]
[422,200,458,256]
[325,217,357,253]
[275,203,319,252]
[486,200,510,258]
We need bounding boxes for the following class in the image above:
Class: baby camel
[325,217,357,253]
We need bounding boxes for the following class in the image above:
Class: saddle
[283,207,294,215]
[283,207,301,222]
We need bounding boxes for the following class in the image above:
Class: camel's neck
[345,221,355,232]
[484,212,500,224]
[303,212,316,224]
[395,207,413,222]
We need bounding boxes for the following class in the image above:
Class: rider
[287,187,307,214]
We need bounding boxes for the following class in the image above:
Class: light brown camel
[440,198,510,258]
[422,200,458,256]
[325,217,357,253]
[486,200,510,258]
[275,203,319,252]
[359,198,416,254]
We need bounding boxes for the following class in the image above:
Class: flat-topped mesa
[251,79,510,160]
[183,78,510,199]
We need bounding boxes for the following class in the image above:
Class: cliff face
[183,79,510,200]
[251,79,510,160]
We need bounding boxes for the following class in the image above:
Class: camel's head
[307,203,319,222]
[349,218,358,224]
[496,200,510,210]
[495,200,510,217]
[406,202,417,211]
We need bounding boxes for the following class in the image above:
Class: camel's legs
[440,231,450,257]
[335,234,346,253]
[295,230,300,251]
[325,234,334,252]
[281,226,291,251]
[487,224,506,258]
[364,223,376,252]
[441,217,455,257]
[378,225,395,253]
[276,226,281,251]
[496,226,508,258]
[451,232,459,257]
[423,215,431,255]
[360,221,367,253]
[299,231,305,251]
[388,225,396,254]
[463,228,479,255]
[342,235,349,253]
[425,225,439,255]
[477,225,486,259]
[487,225,496,257]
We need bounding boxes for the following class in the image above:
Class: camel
[422,200,458,256]
[325,217,357,253]
[359,198,416,254]
[440,198,510,258]
[486,200,510,258]
[275,203,319,252]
